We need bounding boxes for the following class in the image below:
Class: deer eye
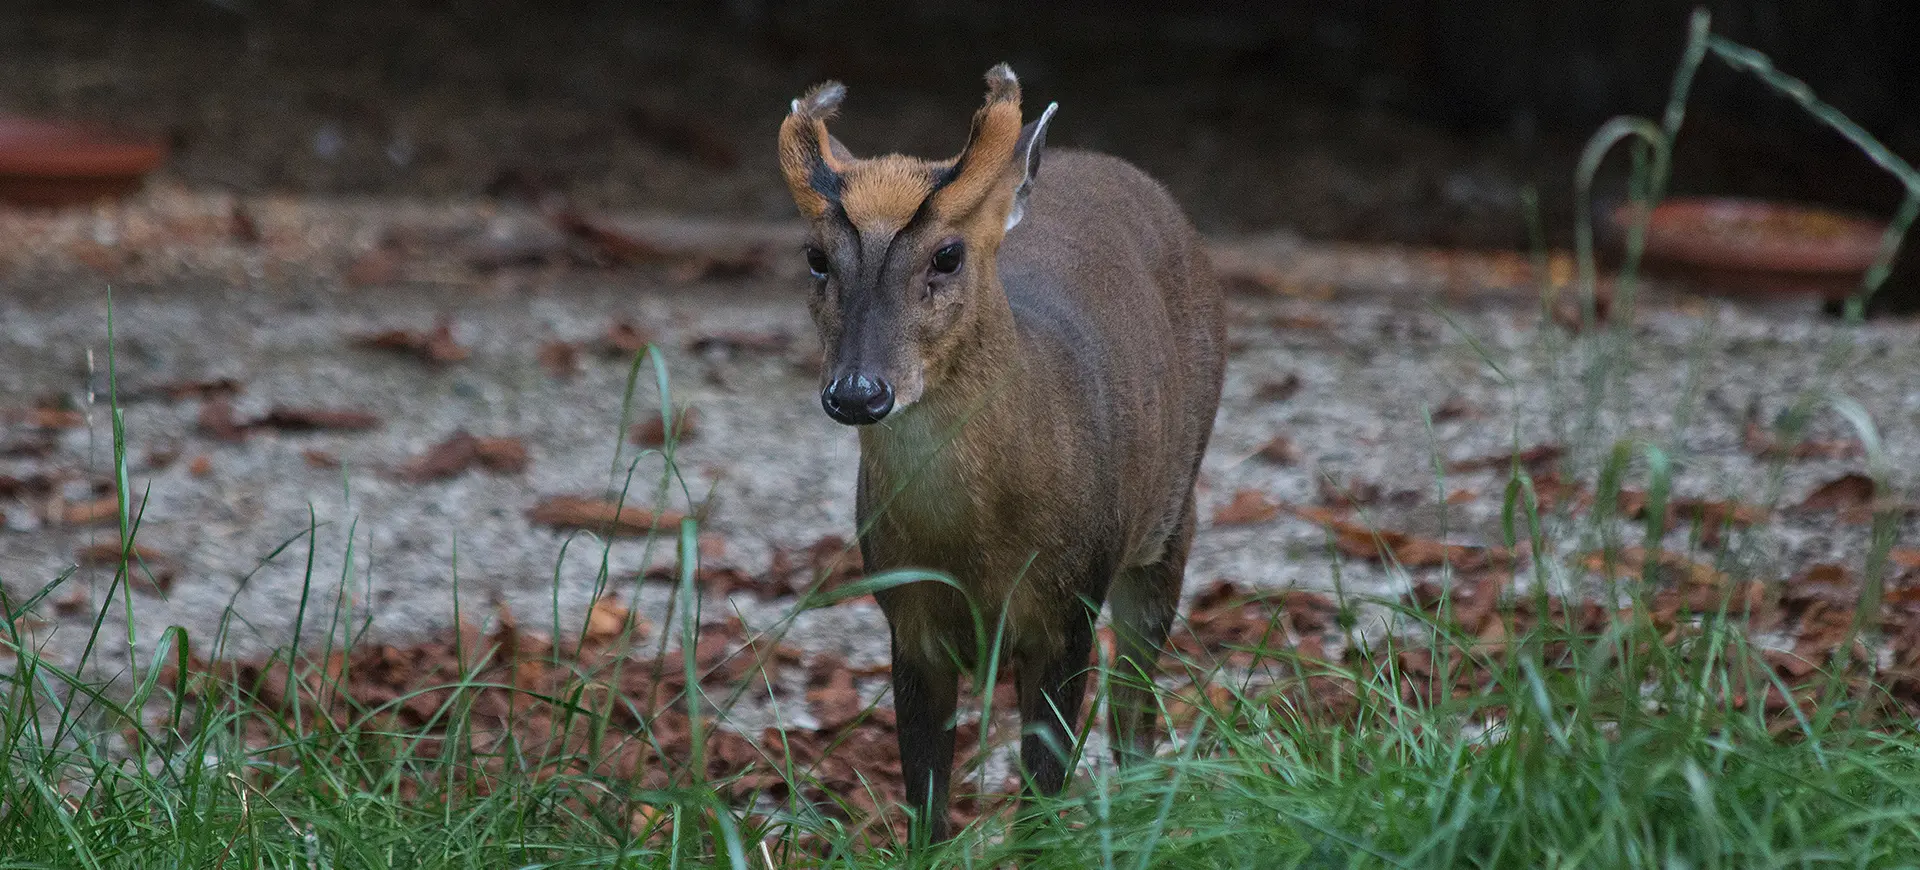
[804,247,832,278]
[930,242,964,275]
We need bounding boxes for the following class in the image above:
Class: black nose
[821,374,894,425]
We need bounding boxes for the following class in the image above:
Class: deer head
[778,64,1056,425]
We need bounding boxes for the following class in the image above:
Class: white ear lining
[1005,102,1058,232]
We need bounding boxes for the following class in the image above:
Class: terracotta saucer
[1613,197,1888,301]
[0,116,167,207]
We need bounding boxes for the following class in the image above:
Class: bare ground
[3,191,1917,710]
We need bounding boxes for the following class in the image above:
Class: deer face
[778,66,1055,425]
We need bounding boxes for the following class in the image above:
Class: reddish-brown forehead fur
[839,156,941,233]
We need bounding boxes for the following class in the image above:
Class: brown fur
[838,156,937,233]
[776,65,1226,846]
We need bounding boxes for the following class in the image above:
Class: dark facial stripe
[808,160,843,202]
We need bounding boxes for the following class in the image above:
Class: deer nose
[821,374,894,425]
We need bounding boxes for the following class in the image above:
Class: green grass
[7,9,1920,868]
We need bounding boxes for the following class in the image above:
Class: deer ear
[1004,102,1056,232]
[778,82,850,219]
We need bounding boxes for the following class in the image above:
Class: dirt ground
[2,188,1917,697]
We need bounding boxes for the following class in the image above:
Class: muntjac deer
[777,64,1225,843]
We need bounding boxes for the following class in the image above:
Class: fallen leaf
[197,397,248,443]
[75,543,175,593]
[1255,435,1300,465]
[19,407,84,429]
[59,497,120,526]
[188,455,213,476]
[1431,396,1475,422]
[537,341,580,380]
[302,449,341,470]
[581,595,646,648]
[252,407,382,432]
[807,652,866,731]
[1798,473,1875,513]
[395,432,529,481]
[353,317,469,364]
[474,437,530,474]
[630,409,701,447]
[528,496,684,537]
[1213,490,1281,526]
[1446,444,1565,474]
[1253,374,1302,403]
[1616,490,1766,547]
[601,320,654,356]
[1317,476,1383,509]
[143,445,181,470]
[394,432,481,482]
[1286,506,1509,571]
[139,378,242,402]
[1576,547,1727,589]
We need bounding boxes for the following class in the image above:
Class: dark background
[2,0,1915,296]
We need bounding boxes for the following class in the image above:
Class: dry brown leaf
[1253,373,1302,403]
[394,432,481,482]
[1432,396,1475,422]
[302,449,341,469]
[1799,473,1876,514]
[59,496,120,526]
[630,409,700,448]
[1317,476,1384,509]
[1286,506,1508,570]
[1576,547,1728,589]
[75,542,175,593]
[582,595,646,648]
[353,317,469,364]
[19,407,85,429]
[1255,435,1301,465]
[475,437,530,474]
[537,341,580,380]
[188,455,213,477]
[253,407,382,432]
[1213,490,1281,526]
[1446,444,1565,474]
[1616,490,1767,547]
[601,320,653,356]
[807,652,866,731]
[197,397,248,443]
[528,496,684,537]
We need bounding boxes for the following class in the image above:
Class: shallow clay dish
[1615,196,1888,300]
[0,116,167,206]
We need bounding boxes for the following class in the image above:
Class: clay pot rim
[1614,196,1888,276]
[0,115,167,179]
